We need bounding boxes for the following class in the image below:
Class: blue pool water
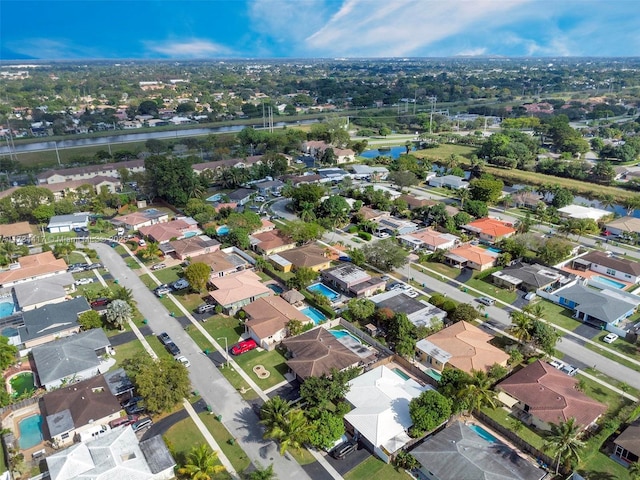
[593,275,626,289]
[302,306,326,325]
[268,284,284,294]
[217,225,230,235]
[360,146,415,159]
[393,368,410,380]
[183,231,198,238]
[487,247,502,254]
[206,193,223,202]
[0,301,15,318]
[308,283,340,301]
[19,414,43,450]
[330,329,362,344]
[468,424,500,444]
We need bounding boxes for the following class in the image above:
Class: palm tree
[597,193,615,210]
[457,370,497,413]
[105,299,132,331]
[0,241,19,261]
[509,311,533,345]
[522,303,544,320]
[457,188,470,209]
[476,303,486,316]
[248,464,275,480]
[259,396,293,432]
[178,443,225,480]
[142,241,162,260]
[623,197,640,216]
[263,408,312,455]
[628,461,640,480]
[544,418,585,475]
[112,285,135,306]
[299,202,316,223]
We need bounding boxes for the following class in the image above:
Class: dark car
[157,332,172,345]
[171,279,190,291]
[90,298,110,308]
[165,342,181,356]
[121,396,143,409]
[231,339,258,356]
[331,440,358,459]
[125,403,146,415]
[86,263,103,270]
[131,417,153,432]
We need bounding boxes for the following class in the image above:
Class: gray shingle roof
[556,284,639,324]
[102,368,134,396]
[139,435,176,473]
[13,273,74,309]
[18,296,90,343]
[31,329,110,386]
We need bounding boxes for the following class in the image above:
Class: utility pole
[428,96,437,135]
[54,141,61,166]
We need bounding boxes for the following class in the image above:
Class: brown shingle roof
[283,327,363,379]
[244,296,311,339]
[0,221,32,238]
[425,321,509,373]
[278,245,328,269]
[497,360,607,427]
[580,250,640,276]
[615,421,640,457]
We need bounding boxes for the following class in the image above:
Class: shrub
[348,226,358,234]
[441,300,457,314]
[429,294,446,308]
[357,231,372,241]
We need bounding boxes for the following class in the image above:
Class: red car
[231,339,258,356]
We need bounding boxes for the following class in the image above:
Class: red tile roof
[465,218,516,238]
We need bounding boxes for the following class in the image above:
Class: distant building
[462,217,516,244]
[428,175,469,190]
[557,204,612,221]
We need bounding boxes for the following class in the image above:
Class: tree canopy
[184,262,211,293]
[361,238,408,271]
[409,390,452,436]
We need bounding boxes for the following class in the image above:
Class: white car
[255,196,266,202]
[405,289,420,298]
[176,356,191,367]
[75,278,94,286]
[603,333,619,344]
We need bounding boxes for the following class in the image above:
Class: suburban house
[254,218,276,234]
[31,329,112,390]
[192,156,264,175]
[374,216,419,236]
[344,365,432,463]
[207,270,271,314]
[46,426,176,480]
[282,327,369,381]
[36,159,144,185]
[444,244,498,271]
[613,421,640,465]
[411,421,546,480]
[415,321,509,374]
[557,204,612,221]
[42,375,122,447]
[0,221,32,244]
[492,262,574,292]
[280,173,323,186]
[270,244,331,273]
[350,164,389,181]
[317,168,351,182]
[255,179,285,195]
[243,296,313,350]
[428,175,469,190]
[357,206,389,222]
[510,190,543,209]
[497,360,607,431]
[541,282,640,331]
[47,213,90,233]
[571,251,640,284]
[0,251,68,288]
[41,176,122,197]
[462,217,516,244]
[13,273,75,311]
[398,228,459,252]
[164,235,221,260]
[604,216,640,237]
[321,264,386,298]
[303,141,355,164]
[250,230,296,256]
[227,188,255,205]
[370,290,446,328]
[17,296,91,350]
[112,209,170,231]
[139,217,200,243]
[198,248,251,278]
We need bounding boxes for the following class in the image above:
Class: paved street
[93,243,312,480]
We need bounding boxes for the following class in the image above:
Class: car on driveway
[255,196,266,202]
[86,263,103,270]
[151,263,166,271]
[331,440,358,459]
[109,414,139,429]
[121,396,143,409]
[154,285,172,297]
[404,289,419,298]
[603,333,619,344]
[131,417,153,432]
[75,278,94,286]
[560,364,579,377]
[231,339,258,355]
[196,303,217,314]
[171,279,190,291]
[90,297,110,308]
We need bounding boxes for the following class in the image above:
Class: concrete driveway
[92,243,312,480]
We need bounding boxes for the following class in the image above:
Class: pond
[360,145,416,159]
[10,372,36,396]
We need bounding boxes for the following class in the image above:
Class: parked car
[331,440,358,459]
[154,285,172,297]
[67,266,86,273]
[75,278,94,286]
[86,263,103,270]
[171,279,190,291]
[109,414,139,429]
[90,297,110,308]
[476,296,495,306]
[176,356,191,367]
[405,289,419,298]
[138,239,146,247]
[157,332,172,345]
[603,333,619,344]
[131,417,153,432]
[196,303,217,314]
[255,196,266,202]
[121,396,143,409]
[125,404,146,415]
[165,342,181,356]
[524,292,537,302]
[151,263,166,271]
[231,339,258,356]
[560,364,579,377]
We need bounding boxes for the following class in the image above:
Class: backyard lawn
[344,456,410,480]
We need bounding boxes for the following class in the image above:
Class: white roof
[558,205,611,220]
[345,365,431,454]
[416,339,453,364]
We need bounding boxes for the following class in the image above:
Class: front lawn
[344,456,410,480]
[112,338,146,366]
[464,276,518,304]
[232,348,288,390]
[415,261,459,279]
[538,300,582,332]
[200,316,245,346]
[198,412,252,473]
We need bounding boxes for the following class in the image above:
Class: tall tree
[184,262,211,293]
[0,336,17,370]
[409,390,452,436]
[544,418,585,475]
[263,409,312,455]
[105,299,132,331]
[456,370,497,413]
[145,155,197,207]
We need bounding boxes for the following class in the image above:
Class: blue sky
[2,0,639,60]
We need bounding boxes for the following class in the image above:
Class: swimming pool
[183,231,198,238]
[217,225,230,235]
[468,424,500,444]
[0,296,15,319]
[487,247,502,254]
[393,368,410,381]
[268,284,284,294]
[301,306,326,325]
[10,372,35,396]
[18,414,43,450]
[330,329,362,344]
[308,283,340,302]
[206,193,223,202]
[593,275,626,289]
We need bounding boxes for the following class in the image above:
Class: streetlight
[217,337,229,368]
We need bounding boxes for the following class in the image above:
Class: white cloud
[248,0,331,44]
[6,38,101,59]
[456,48,488,57]
[145,39,231,58]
